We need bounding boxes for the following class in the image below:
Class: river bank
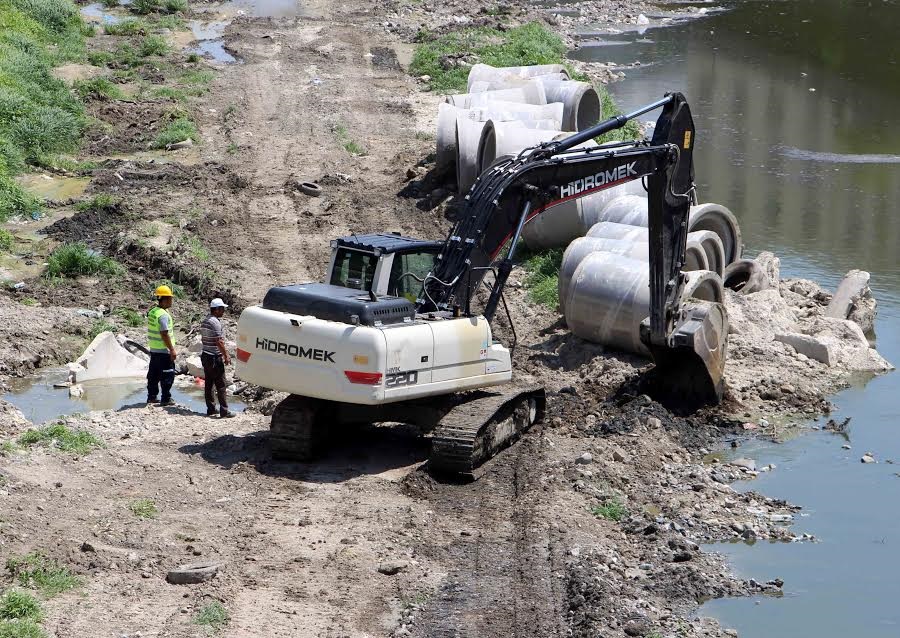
[0,1,894,637]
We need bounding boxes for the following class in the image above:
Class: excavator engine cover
[640,301,727,408]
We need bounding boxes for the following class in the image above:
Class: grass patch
[180,69,213,85]
[115,306,143,326]
[519,247,562,308]
[73,77,126,101]
[0,619,46,638]
[0,589,43,623]
[182,235,209,262]
[103,18,146,36]
[155,13,184,29]
[151,117,197,149]
[75,193,120,213]
[45,242,123,278]
[87,319,117,339]
[0,0,87,220]
[139,34,169,57]
[411,22,565,93]
[128,498,157,519]
[590,498,628,522]
[225,142,238,155]
[332,124,366,156]
[130,0,185,15]
[20,298,37,306]
[0,229,14,251]
[17,423,103,455]
[194,601,228,631]
[5,553,80,598]
[86,50,113,67]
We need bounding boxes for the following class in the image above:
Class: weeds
[75,193,120,213]
[332,124,367,156]
[128,498,157,519]
[88,319,117,339]
[0,589,43,622]
[156,14,185,29]
[20,298,37,306]
[45,242,123,278]
[140,34,170,57]
[186,52,201,64]
[411,22,565,93]
[101,0,119,7]
[103,19,146,36]
[194,601,228,631]
[5,553,80,598]
[225,142,238,155]
[87,50,113,66]
[115,306,143,326]
[152,117,198,148]
[17,423,103,456]
[139,222,160,238]
[590,499,627,522]
[0,619,46,638]
[131,0,186,14]
[0,229,13,251]
[519,247,562,308]
[182,235,209,262]
[73,77,126,101]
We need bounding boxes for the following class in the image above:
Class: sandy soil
[0,1,892,637]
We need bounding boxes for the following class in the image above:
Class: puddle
[16,174,90,201]
[5,367,245,424]
[107,147,203,165]
[187,19,239,64]
[222,0,305,18]
[80,3,122,24]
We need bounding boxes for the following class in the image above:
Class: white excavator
[235,94,728,477]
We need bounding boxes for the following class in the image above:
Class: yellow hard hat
[155,285,174,297]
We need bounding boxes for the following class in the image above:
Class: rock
[646,416,662,429]
[842,444,851,450]
[730,458,756,471]
[576,452,593,465]
[800,316,892,371]
[826,270,875,332]
[636,13,650,25]
[69,384,84,398]
[727,288,797,338]
[774,332,833,365]
[861,454,876,464]
[185,354,205,379]
[165,139,194,151]
[755,251,781,287]
[166,562,220,584]
[612,448,629,463]
[623,615,650,636]
[377,560,408,576]
[672,551,692,562]
[81,541,96,553]
[68,332,148,382]
[742,422,758,430]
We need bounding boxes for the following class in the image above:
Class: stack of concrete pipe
[435,64,604,192]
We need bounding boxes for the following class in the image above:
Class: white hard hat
[210,298,228,309]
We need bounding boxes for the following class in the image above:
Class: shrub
[130,0,160,14]
[139,34,169,57]
[0,229,14,251]
[45,242,123,278]
[194,601,228,631]
[128,498,157,518]
[115,306,143,326]
[163,0,187,13]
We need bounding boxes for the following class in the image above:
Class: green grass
[86,50,113,67]
[0,590,43,623]
[182,235,209,262]
[0,619,46,638]
[155,14,184,29]
[163,0,187,13]
[0,0,87,220]
[332,124,367,156]
[225,141,238,155]
[103,18,145,36]
[519,247,562,308]
[130,0,185,15]
[152,116,197,148]
[5,553,80,598]
[45,242,123,278]
[115,306,143,326]
[411,22,566,93]
[101,0,118,7]
[128,498,157,519]
[194,601,228,631]
[590,499,628,522]
[139,34,169,57]
[87,319,117,339]
[595,88,642,144]
[17,422,103,455]
[186,52,201,64]
[0,229,14,251]
[75,193,119,213]
[20,298,37,306]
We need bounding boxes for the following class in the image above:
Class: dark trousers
[147,352,175,402]
[201,352,228,413]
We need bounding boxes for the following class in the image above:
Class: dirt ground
[0,1,892,637]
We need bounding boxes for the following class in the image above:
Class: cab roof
[334,233,443,255]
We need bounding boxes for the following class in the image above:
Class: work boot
[146,397,159,405]
[206,409,217,417]
[159,398,175,407]
[219,410,236,418]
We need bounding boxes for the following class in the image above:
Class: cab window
[330,248,377,290]
[388,251,436,302]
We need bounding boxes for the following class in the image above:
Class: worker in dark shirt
[200,298,235,418]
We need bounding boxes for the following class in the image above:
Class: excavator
[235,93,728,477]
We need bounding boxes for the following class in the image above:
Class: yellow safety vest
[147,307,175,351]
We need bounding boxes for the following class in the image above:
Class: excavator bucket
[641,301,728,408]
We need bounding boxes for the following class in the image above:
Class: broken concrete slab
[826,270,877,333]
[185,354,205,379]
[774,332,833,366]
[801,316,892,371]
[754,251,780,289]
[68,332,148,383]
[726,288,797,339]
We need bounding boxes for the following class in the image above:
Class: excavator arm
[418,93,727,405]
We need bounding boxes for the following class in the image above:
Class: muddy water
[572,1,900,634]
[6,367,245,424]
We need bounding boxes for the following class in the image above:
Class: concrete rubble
[67,332,148,383]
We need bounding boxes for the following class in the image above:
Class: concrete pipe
[682,270,725,303]
[437,102,565,173]
[565,252,652,355]
[688,203,742,265]
[557,236,709,314]
[522,180,646,249]
[586,220,649,242]
[592,194,648,227]
[446,83,547,109]
[466,63,569,92]
[685,230,726,277]
[540,80,601,132]
[469,73,569,94]
[457,119,561,193]
[476,122,570,179]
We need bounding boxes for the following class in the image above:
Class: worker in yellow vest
[147,285,177,406]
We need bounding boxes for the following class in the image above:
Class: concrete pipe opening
[466,63,570,92]
[565,252,652,355]
[688,203,743,265]
[455,116,488,194]
[682,270,725,303]
[445,83,547,109]
[540,80,602,132]
[686,230,726,277]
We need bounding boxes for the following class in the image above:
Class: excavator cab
[327,233,442,301]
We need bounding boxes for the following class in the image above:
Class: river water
[571,1,900,635]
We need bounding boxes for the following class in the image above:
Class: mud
[0,1,891,637]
